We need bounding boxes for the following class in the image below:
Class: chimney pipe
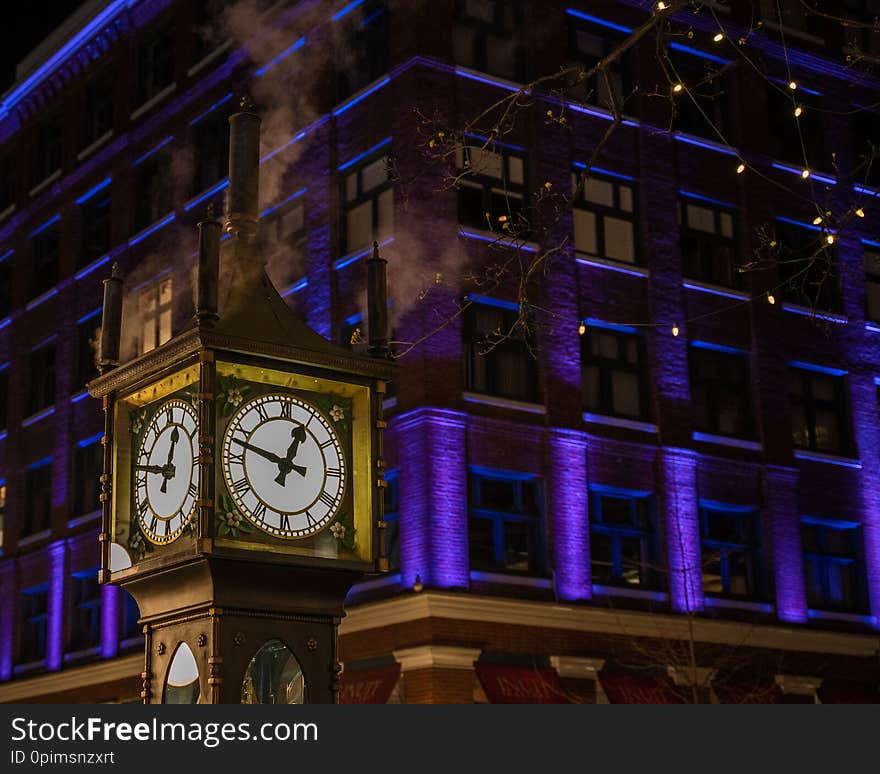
[225,97,261,241]
[196,206,221,327]
[98,263,123,373]
[366,241,390,359]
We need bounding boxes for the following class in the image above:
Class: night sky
[3,2,88,93]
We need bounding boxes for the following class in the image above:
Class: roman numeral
[326,467,341,478]
[319,438,334,449]
[280,513,291,531]
[166,408,174,425]
[252,501,267,521]
[149,515,158,534]
[229,452,244,465]
[280,402,292,419]
[305,511,317,527]
[163,520,170,536]
[318,491,336,509]
[255,403,269,422]
[232,478,249,493]
[188,482,198,498]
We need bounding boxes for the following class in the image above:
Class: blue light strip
[682,281,748,300]
[345,312,363,325]
[772,162,837,185]
[669,42,731,66]
[854,184,879,197]
[0,317,10,331]
[699,499,755,513]
[76,307,101,325]
[281,277,308,297]
[573,163,635,181]
[26,288,58,310]
[22,407,55,428]
[459,229,539,252]
[690,339,746,355]
[567,102,615,122]
[455,68,521,93]
[788,360,847,376]
[808,609,877,624]
[75,177,112,205]
[184,179,229,212]
[32,334,57,351]
[331,0,364,21]
[71,390,91,404]
[333,237,394,270]
[128,213,176,247]
[585,317,637,334]
[469,464,537,482]
[0,361,8,372]
[564,9,632,34]
[338,137,392,172]
[189,92,234,126]
[74,254,111,281]
[465,132,526,153]
[334,76,392,116]
[864,238,880,248]
[134,135,174,166]
[575,256,649,277]
[769,77,823,96]
[254,38,305,77]
[678,189,734,208]
[801,515,861,529]
[465,294,519,312]
[0,249,12,263]
[77,432,103,448]
[26,455,53,469]
[260,187,307,219]
[29,214,60,238]
[673,133,738,156]
[361,6,384,26]
[261,130,308,164]
[775,215,822,232]
[782,304,847,324]
[589,483,653,498]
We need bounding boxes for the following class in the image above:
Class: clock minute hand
[232,437,286,466]
[135,464,167,474]
[160,427,180,494]
[275,425,308,486]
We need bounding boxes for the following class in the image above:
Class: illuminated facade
[0,0,879,703]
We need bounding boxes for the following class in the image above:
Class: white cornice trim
[550,656,605,679]
[775,673,823,696]
[392,645,481,672]
[341,592,880,658]
[0,653,142,703]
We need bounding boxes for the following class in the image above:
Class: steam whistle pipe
[196,207,221,326]
[99,263,123,373]
[225,97,261,239]
[366,241,390,359]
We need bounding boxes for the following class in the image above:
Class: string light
[672,83,684,93]
[578,322,586,335]
[794,106,803,118]
[826,234,835,245]
[767,293,776,305]
[656,1,667,9]
[789,81,797,90]
[736,162,746,174]
[801,169,811,179]
[812,216,823,225]
[856,207,865,218]
[713,32,724,43]
[671,324,680,337]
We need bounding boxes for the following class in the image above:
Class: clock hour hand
[160,427,180,494]
[275,425,308,485]
[135,464,167,475]
[232,437,286,466]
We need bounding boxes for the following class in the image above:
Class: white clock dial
[134,399,199,545]
[221,393,346,539]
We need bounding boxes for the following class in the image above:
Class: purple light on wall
[47,540,66,672]
[549,429,590,600]
[660,448,703,613]
[764,466,807,623]
[0,564,13,680]
[101,583,120,659]
[396,409,469,589]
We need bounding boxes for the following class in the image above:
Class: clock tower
[88,99,393,704]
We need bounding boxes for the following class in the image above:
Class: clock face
[221,393,346,539]
[134,399,199,545]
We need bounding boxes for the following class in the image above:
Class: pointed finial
[239,95,256,112]
[372,240,380,259]
[110,261,120,278]
[205,203,217,221]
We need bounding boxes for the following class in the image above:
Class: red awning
[476,663,574,704]
[599,673,685,704]
[339,664,401,704]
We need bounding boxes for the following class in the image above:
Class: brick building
[0,0,879,703]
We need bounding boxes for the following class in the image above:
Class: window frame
[18,584,49,665]
[457,141,527,236]
[73,438,102,519]
[341,148,393,254]
[28,341,56,417]
[789,366,851,455]
[581,324,651,421]
[689,345,754,439]
[801,517,866,613]
[136,21,175,107]
[775,220,841,312]
[137,275,173,355]
[81,67,114,150]
[336,0,389,101]
[68,568,102,653]
[699,502,763,600]
[24,459,52,537]
[452,0,525,82]
[679,196,741,288]
[31,221,59,300]
[572,167,639,265]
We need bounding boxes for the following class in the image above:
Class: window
[690,346,753,438]
[572,169,637,264]
[133,150,172,232]
[464,300,539,403]
[137,22,175,106]
[265,199,306,288]
[802,518,865,612]
[73,440,102,518]
[31,113,62,187]
[679,197,740,288]
[842,1,880,61]
[82,69,114,149]
[0,154,15,211]
[79,190,111,269]
[337,1,389,101]
[789,366,850,454]
[19,585,48,664]
[700,503,762,599]
[120,590,141,642]
[192,0,231,65]
[589,487,658,588]
[24,460,52,536]
[342,150,392,253]
[28,342,56,416]
[31,220,59,299]
[457,142,527,235]
[759,0,824,37]
[669,47,732,141]
[565,13,636,112]
[775,220,840,311]
[767,87,826,169]
[383,470,399,571]
[852,108,880,189]
[0,259,10,319]
[453,0,523,80]
[0,367,7,431]
[69,569,101,652]
[866,249,880,323]
[581,325,650,420]
[469,469,543,574]
[192,108,229,196]
[75,313,100,391]
[137,276,173,355]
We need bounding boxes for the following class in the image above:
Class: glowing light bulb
[671,324,680,337]
[713,33,724,42]
[812,216,823,225]
[736,162,746,174]
[789,81,797,90]
[856,207,865,218]
[657,1,667,9]
[826,234,835,245]
[673,83,683,93]
[794,106,803,117]
[767,293,776,305]
[578,322,586,335]
[801,169,811,179]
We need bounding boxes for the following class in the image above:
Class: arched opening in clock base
[241,639,306,704]
[163,642,201,704]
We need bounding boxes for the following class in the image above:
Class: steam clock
[88,100,393,703]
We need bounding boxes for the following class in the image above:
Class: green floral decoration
[315,394,353,437]
[330,511,356,551]
[129,408,146,436]
[216,493,253,538]
[126,523,150,561]
[217,376,251,417]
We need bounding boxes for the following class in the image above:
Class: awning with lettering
[476,663,574,704]
[339,664,401,704]
[599,673,684,704]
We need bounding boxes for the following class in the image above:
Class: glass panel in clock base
[242,639,306,704]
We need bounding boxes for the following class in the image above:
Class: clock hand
[232,437,286,466]
[160,426,180,494]
[275,425,309,486]
[134,464,167,474]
